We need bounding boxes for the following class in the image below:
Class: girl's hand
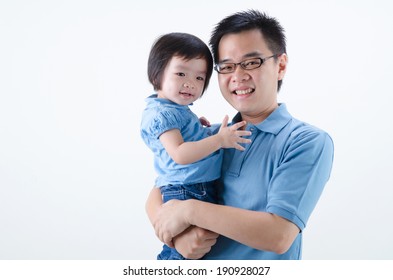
[199,116,211,127]
[217,115,252,151]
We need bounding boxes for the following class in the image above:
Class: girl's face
[157,56,207,106]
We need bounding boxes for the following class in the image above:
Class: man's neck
[241,103,279,124]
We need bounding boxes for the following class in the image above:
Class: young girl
[140,32,251,260]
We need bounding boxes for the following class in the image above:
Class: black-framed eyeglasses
[214,54,279,74]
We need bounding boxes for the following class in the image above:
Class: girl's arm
[159,115,251,165]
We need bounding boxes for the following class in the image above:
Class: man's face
[217,29,287,123]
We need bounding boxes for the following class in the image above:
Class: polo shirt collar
[233,103,292,135]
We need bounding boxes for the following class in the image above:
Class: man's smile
[233,88,254,95]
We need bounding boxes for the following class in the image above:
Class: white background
[1,0,392,260]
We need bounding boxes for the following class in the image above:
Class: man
[146,9,334,259]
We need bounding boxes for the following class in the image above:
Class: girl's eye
[196,76,205,81]
[176,72,185,77]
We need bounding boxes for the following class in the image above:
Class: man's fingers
[166,240,175,248]
[154,224,174,247]
[195,228,219,240]
[203,231,219,240]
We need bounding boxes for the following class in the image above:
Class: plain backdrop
[1,0,392,260]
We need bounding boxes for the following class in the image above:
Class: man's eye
[245,60,259,66]
[221,64,234,71]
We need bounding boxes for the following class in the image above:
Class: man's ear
[277,53,288,81]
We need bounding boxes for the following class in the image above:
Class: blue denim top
[140,94,222,187]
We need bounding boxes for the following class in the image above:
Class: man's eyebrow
[219,51,263,63]
[244,51,263,58]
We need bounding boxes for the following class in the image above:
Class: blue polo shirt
[140,94,222,187]
[204,103,334,259]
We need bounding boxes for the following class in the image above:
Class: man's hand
[152,199,191,247]
[174,226,219,259]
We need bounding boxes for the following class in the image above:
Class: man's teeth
[235,89,253,95]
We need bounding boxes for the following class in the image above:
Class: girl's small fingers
[231,120,247,130]
[237,131,252,136]
[234,144,245,151]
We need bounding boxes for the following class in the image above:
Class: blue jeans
[157,180,218,260]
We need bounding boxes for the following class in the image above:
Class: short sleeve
[146,107,187,139]
[266,129,334,231]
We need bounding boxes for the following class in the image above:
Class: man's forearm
[145,187,163,225]
[148,189,300,254]
[186,199,300,254]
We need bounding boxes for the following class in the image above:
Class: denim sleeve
[206,123,221,135]
[148,108,186,139]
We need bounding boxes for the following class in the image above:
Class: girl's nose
[183,82,195,89]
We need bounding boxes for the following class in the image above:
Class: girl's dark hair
[148,32,213,94]
[210,10,287,91]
